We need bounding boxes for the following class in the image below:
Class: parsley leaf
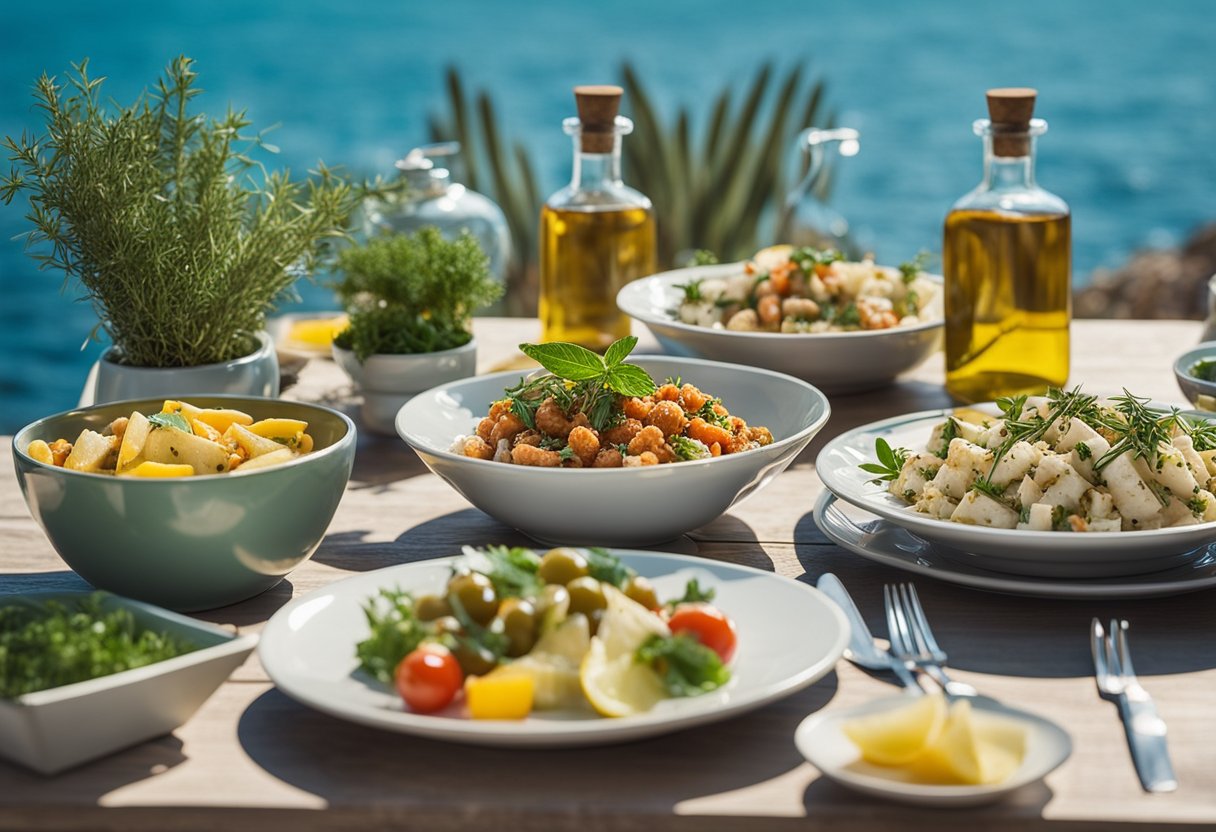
[636,633,731,697]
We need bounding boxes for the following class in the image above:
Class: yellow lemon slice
[578,586,670,718]
[842,693,949,766]
[907,699,1027,785]
[287,315,348,349]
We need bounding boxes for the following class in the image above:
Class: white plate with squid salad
[816,390,1216,579]
[616,247,943,394]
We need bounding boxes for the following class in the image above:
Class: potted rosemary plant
[332,226,501,434]
[1,57,355,403]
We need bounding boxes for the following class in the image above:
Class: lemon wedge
[841,693,948,766]
[909,699,1027,785]
[578,586,670,718]
[286,315,348,349]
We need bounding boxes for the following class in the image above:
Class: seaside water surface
[1,0,1213,430]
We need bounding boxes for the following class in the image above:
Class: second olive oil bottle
[943,88,1071,403]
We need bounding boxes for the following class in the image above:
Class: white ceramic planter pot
[89,332,280,405]
[333,339,478,435]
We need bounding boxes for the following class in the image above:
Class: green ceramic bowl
[12,396,356,612]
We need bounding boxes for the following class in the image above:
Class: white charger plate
[795,694,1071,807]
[259,550,848,748]
[814,491,1216,599]
[816,405,1216,578]
[616,263,943,394]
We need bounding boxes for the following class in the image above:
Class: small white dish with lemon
[795,693,1071,806]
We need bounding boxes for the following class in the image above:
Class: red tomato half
[668,604,738,664]
[395,644,464,713]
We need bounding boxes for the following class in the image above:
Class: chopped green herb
[898,251,931,284]
[1075,442,1092,460]
[669,435,711,461]
[584,547,635,589]
[147,412,191,433]
[355,588,430,684]
[860,437,911,484]
[665,578,715,610]
[636,633,730,697]
[675,280,704,302]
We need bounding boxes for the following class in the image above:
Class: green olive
[538,547,590,585]
[431,615,463,638]
[415,594,452,622]
[623,575,660,611]
[566,576,607,619]
[446,571,499,625]
[497,597,538,657]
[451,640,498,676]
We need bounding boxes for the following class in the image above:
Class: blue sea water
[1,0,1213,432]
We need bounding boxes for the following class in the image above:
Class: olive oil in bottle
[944,88,1071,403]
[539,86,656,350]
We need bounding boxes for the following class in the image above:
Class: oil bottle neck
[571,143,623,190]
[983,142,1037,190]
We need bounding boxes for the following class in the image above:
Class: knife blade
[1118,691,1178,793]
[816,573,918,690]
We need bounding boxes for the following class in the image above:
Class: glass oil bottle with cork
[540,85,656,350]
[943,88,1071,403]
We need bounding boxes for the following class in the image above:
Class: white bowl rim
[1173,341,1216,391]
[11,394,356,483]
[332,337,478,362]
[817,403,1216,546]
[617,262,944,342]
[397,354,831,476]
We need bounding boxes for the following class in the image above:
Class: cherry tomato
[667,604,738,664]
[394,644,464,714]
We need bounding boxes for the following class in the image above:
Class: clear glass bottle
[944,88,1071,403]
[363,142,511,309]
[776,127,860,251]
[539,86,656,350]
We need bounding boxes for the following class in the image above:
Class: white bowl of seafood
[395,338,830,546]
[817,388,1216,578]
[616,245,943,394]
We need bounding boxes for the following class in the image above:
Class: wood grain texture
[1,318,1213,831]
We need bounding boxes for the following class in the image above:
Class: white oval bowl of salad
[616,246,943,394]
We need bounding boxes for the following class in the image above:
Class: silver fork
[884,583,977,698]
[1091,618,1177,793]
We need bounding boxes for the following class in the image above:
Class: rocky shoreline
[1075,223,1216,320]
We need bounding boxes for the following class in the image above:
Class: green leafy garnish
[585,547,634,589]
[860,437,911,484]
[669,435,711,461]
[666,578,716,610]
[675,279,705,302]
[636,633,731,697]
[789,247,842,271]
[1092,390,1175,473]
[934,417,960,459]
[355,588,429,684]
[695,397,731,430]
[687,249,720,267]
[147,412,191,433]
[0,594,195,698]
[1188,495,1208,516]
[519,341,609,382]
[479,545,542,599]
[1075,441,1092,460]
[447,592,511,659]
[898,251,931,284]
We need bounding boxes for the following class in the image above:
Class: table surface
[3,318,1215,832]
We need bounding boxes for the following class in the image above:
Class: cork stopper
[986,87,1037,157]
[574,85,623,153]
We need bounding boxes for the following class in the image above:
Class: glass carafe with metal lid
[363,142,511,301]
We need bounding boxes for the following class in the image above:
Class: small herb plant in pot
[1,57,355,403]
[332,226,501,434]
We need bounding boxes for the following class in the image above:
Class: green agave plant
[428,61,836,314]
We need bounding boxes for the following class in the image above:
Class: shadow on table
[193,578,297,628]
[0,735,186,800]
[236,676,839,813]
[347,431,431,493]
[313,508,748,573]
[801,775,1055,821]
[789,508,1216,679]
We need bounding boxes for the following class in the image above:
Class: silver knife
[817,573,918,690]
[1091,618,1178,793]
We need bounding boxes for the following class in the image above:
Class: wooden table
[3,318,1215,832]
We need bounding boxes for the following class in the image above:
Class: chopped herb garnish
[636,633,730,697]
[860,437,911,485]
[1075,442,1092,460]
[147,412,191,433]
[584,547,634,589]
[669,435,711,461]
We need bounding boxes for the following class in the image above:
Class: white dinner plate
[795,694,1071,807]
[814,491,1216,599]
[816,405,1216,578]
[616,263,943,394]
[259,550,848,747]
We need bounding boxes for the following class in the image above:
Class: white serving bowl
[395,356,830,546]
[0,591,256,775]
[617,263,943,394]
